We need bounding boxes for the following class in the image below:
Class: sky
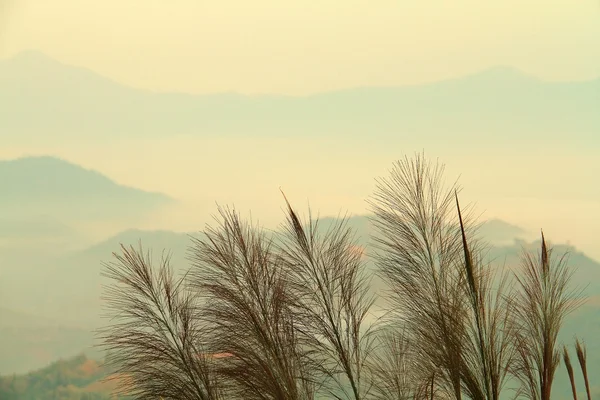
[1,0,599,95]
[0,0,599,259]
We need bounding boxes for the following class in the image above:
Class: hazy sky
[1,0,599,259]
[1,0,599,94]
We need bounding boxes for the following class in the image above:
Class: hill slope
[0,156,172,221]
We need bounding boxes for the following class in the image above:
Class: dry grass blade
[563,346,578,400]
[456,192,489,400]
[575,338,591,400]
[96,244,221,400]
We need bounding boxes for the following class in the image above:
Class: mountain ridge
[2,50,598,144]
[0,155,172,201]
[0,156,174,223]
[3,50,599,97]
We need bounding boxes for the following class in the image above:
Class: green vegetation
[0,354,131,400]
[95,154,593,400]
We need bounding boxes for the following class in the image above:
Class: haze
[2,0,600,94]
[0,2,600,392]
[1,0,599,258]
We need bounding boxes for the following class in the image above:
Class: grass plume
[575,338,591,400]
[511,232,583,400]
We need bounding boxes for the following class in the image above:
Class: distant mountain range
[2,216,600,396]
[1,215,593,329]
[0,307,97,376]
[1,51,598,146]
[0,156,172,222]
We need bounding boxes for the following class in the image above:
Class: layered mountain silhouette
[1,51,599,395]
[0,156,172,221]
[2,216,600,390]
[7,215,595,327]
[1,51,598,144]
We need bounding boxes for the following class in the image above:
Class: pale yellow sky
[1,0,599,260]
[1,0,599,94]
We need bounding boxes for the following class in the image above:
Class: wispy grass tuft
[187,206,316,400]
[95,153,592,400]
[97,244,222,400]
[278,190,376,400]
[511,232,584,400]
[563,345,578,400]
[575,338,591,400]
